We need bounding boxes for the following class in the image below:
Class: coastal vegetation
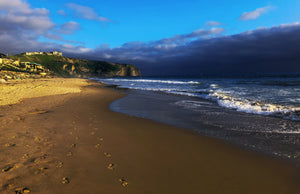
[8,53,141,77]
[0,52,141,80]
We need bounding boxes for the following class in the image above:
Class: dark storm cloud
[74,27,226,63]
[81,23,300,76]
[156,27,225,45]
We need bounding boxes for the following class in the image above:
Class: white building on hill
[23,51,63,56]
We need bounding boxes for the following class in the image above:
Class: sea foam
[94,77,300,121]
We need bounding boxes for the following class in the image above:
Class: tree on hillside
[0,53,6,58]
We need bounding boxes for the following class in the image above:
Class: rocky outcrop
[97,64,141,77]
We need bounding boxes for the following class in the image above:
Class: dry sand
[0,78,88,106]
[0,78,299,193]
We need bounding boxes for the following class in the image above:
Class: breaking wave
[209,90,300,120]
[94,77,300,121]
[102,78,201,85]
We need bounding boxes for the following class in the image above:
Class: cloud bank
[0,0,56,53]
[0,0,84,54]
[80,23,300,76]
[0,0,55,34]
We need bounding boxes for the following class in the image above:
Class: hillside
[0,53,6,58]
[8,54,141,77]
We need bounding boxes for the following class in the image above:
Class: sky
[0,0,300,75]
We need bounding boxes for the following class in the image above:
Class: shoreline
[0,78,299,193]
[108,85,300,165]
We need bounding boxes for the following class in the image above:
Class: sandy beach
[0,78,299,194]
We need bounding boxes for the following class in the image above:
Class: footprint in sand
[66,152,73,157]
[40,154,48,160]
[56,161,63,168]
[32,154,48,164]
[107,163,115,170]
[34,137,41,142]
[22,154,30,159]
[24,145,31,149]
[104,152,112,158]
[16,116,25,121]
[34,167,48,175]
[14,187,31,194]
[97,137,103,142]
[2,165,15,172]
[2,163,20,173]
[70,144,76,148]
[61,177,70,184]
[95,144,101,150]
[119,178,129,187]
[4,143,16,147]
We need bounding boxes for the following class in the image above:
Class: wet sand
[0,79,299,193]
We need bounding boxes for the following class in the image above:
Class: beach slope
[0,79,299,193]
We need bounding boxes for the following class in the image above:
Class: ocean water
[92,76,300,163]
[95,76,300,120]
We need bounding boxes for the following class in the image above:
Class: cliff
[8,54,141,78]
